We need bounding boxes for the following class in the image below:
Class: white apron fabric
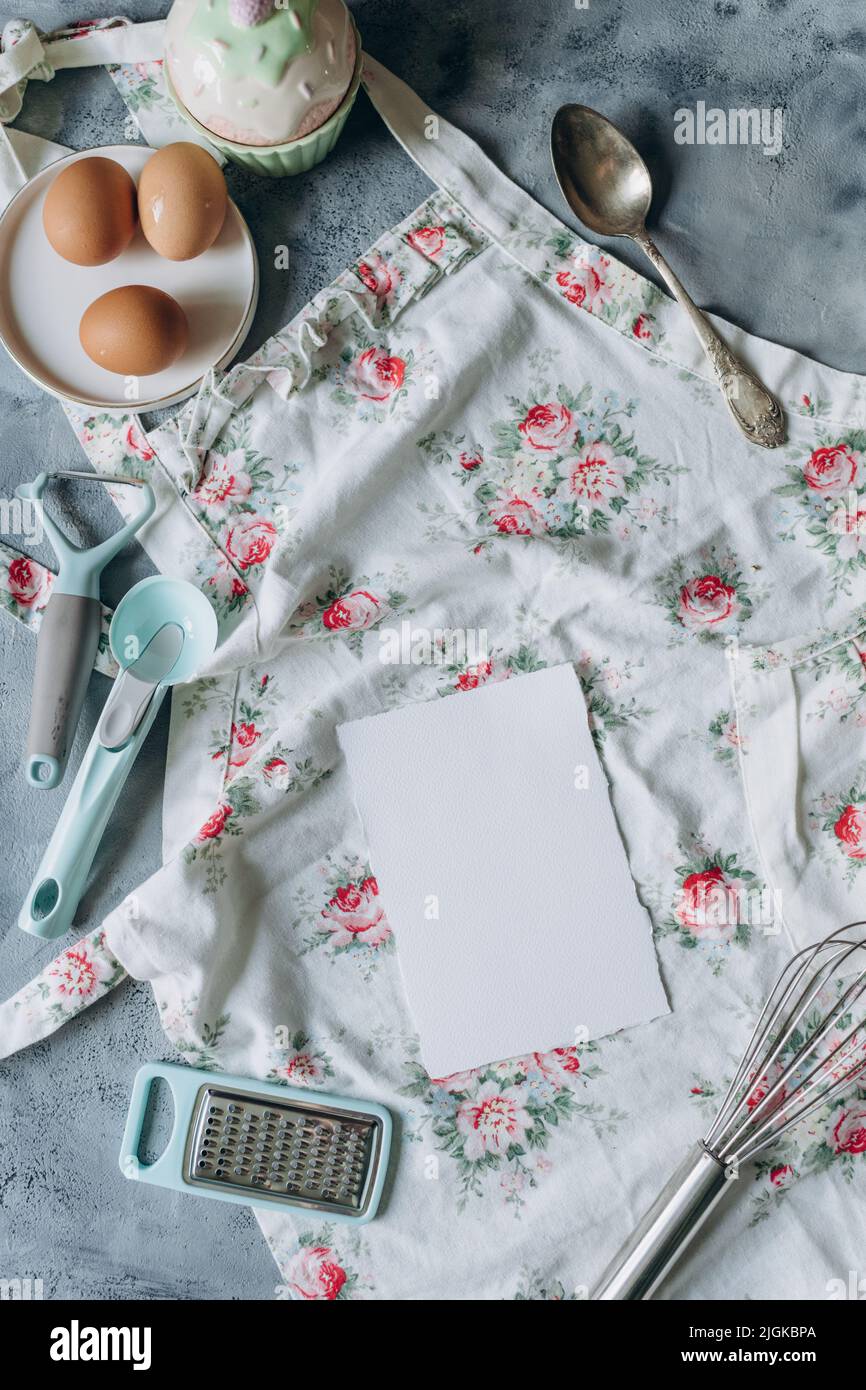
[3,36,866,1301]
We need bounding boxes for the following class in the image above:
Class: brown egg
[80,286,189,376]
[43,156,137,266]
[138,143,228,262]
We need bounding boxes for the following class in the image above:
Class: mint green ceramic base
[165,21,362,177]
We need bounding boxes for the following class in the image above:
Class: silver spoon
[550,104,785,449]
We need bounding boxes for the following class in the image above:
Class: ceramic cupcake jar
[165,0,361,175]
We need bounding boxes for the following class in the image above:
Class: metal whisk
[594,926,866,1300]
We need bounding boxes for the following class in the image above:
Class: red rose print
[556,269,586,305]
[518,401,573,451]
[456,1082,531,1160]
[224,516,277,569]
[352,347,406,401]
[322,589,381,632]
[802,443,859,497]
[193,452,253,508]
[455,660,493,691]
[49,947,97,999]
[7,556,50,608]
[677,574,739,631]
[320,874,391,948]
[356,255,395,299]
[196,804,233,842]
[263,756,288,786]
[459,449,483,471]
[125,422,155,461]
[834,804,866,859]
[286,1245,347,1300]
[632,313,653,341]
[407,225,446,258]
[275,1051,328,1087]
[563,440,626,504]
[745,1071,786,1112]
[832,1103,866,1154]
[675,866,740,942]
[332,883,363,912]
[488,488,547,535]
[229,721,261,767]
[554,262,610,311]
[770,1164,794,1187]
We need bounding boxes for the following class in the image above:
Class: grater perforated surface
[183,1085,383,1218]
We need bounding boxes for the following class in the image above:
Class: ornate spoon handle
[633,230,785,449]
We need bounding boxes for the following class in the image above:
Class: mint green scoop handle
[19,683,167,940]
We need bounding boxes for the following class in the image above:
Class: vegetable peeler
[19,575,217,940]
[120,1063,392,1223]
[16,470,155,789]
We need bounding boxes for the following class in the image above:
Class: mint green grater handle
[119,1062,392,1224]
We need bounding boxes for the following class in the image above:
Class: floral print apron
[3,33,866,1300]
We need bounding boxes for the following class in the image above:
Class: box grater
[120,1063,392,1223]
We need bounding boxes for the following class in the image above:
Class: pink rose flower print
[488,487,548,536]
[675,866,741,943]
[263,756,289,789]
[356,252,398,301]
[677,574,740,631]
[125,421,155,462]
[196,804,233,843]
[286,1246,347,1301]
[454,660,494,691]
[48,945,102,999]
[273,1051,328,1087]
[407,225,446,258]
[745,1067,786,1114]
[224,515,277,570]
[554,261,611,311]
[517,401,573,451]
[769,1164,795,1188]
[802,443,859,497]
[834,804,866,859]
[192,452,253,510]
[352,347,406,401]
[322,589,381,632]
[320,875,392,949]
[562,440,627,505]
[826,502,866,560]
[455,1081,531,1160]
[228,721,261,768]
[832,1103,866,1154]
[459,448,483,471]
[632,313,654,341]
[7,555,51,609]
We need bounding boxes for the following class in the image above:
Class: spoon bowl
[551,104,651,237]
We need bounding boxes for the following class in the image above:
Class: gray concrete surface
[1,0,864,1301]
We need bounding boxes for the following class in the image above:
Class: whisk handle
[592,1143,731,1301]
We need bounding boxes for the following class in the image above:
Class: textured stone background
[0,0,863,1299]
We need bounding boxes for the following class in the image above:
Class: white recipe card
[338,664,668,1078]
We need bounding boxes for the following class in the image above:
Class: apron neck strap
[360,54,548,255]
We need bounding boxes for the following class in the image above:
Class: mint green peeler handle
[18,682,167,940]
[17,472,155,789]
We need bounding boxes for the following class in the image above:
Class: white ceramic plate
[0,144,258,411]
